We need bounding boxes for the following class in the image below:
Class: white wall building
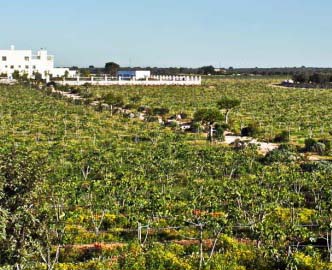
[117,70,151,80]
[0,45,76,79]
[51,67,77,78]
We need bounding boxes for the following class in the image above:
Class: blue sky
[1,0,331,68]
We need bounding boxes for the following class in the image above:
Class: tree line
[76,64,332,77]
[292,71,332,85]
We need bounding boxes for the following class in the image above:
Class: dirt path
[224,133,279,154]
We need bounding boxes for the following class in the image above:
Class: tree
[102,92,124,116]
[199,66,215,75]
[217,96,241,125]
[103,93,124,107]
[105,62,120,76]
[194,108,223,141]
[80,69,91,77]
[194,108,223,125]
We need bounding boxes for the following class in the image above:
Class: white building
[117,70,151,80]
[0,45,76,79]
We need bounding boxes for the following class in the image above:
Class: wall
[56,75,202,86]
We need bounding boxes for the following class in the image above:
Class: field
[1,77,332,270]
[82,77,332,143]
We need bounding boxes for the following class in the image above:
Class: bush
[123,103,137,110]
[191,122,202,133]
[312,142,326,155]
[304,138,327,155]
[274,130,290,143]
[179,112,188,119]
[304,138,316,151]
[146,116,159,122]
[241,123,260,137]
[214,123,225,141]
[264,148,298,164]
[318,139,331,153]
[301,161,332,172]
[152,107,169,116]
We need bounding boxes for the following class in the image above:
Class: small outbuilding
[117,70,151,80]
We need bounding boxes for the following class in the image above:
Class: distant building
[0,45,76,79]
[214,68,226,74]
[117,70,151,80]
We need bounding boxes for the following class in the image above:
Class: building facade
[0,45,75,79]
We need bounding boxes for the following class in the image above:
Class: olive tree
[194,108,223,141]
[217,96,241,125]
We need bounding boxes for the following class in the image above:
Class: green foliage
[102,92,124,107]
[264,147,298,164]
[213,123,225,141]
[304,138,327,154]
[274,130,290,143]
[104,62,120,76]
[0,146,45,267]
[241,122,260,137]
[217,97,241,110]
[1,78,332,269]
[12,70,20,80]
[152,107,169,116]
[193,108,223,124]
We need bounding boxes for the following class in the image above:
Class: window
[5,65,7,68]
[18,65,21,68]
[25,65,29,69]
[10,65,14,69]
[33,65,36,69]
[2,56,6,61]
[25,56,29,61]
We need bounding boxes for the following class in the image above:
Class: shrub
[304,138,316,151]
[146,116,159,122]
[214,123,225,141]
[312,142,326,155]
[179,112,188,119]
[274,130,290,143]
[318,139,331,153]
[241,123,260,137]
[123,103,137,110]
[152,107,169,116]
[304,139,326,155]
[191,122,202,133]
[264,148,298,164]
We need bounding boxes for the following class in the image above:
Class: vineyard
[71,77,332,143]
[1,77,332,270]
